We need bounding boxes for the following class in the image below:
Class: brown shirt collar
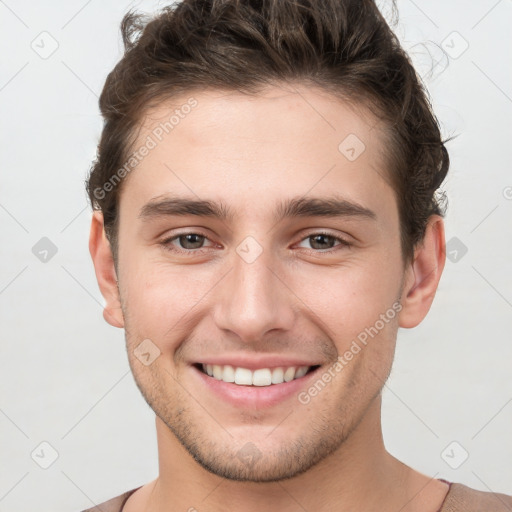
[81,481,512,512]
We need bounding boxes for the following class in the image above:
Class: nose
[212,243,296,343]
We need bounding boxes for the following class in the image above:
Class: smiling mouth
[194,363,321,386]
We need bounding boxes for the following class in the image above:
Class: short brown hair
[86,0,451,265]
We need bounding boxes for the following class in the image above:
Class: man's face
[113,85,406,481]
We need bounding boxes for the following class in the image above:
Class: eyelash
[159,230,352,256]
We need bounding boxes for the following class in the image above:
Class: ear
[89,211,124,328]
[398,215,446,329]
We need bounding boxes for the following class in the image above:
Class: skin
[90,83,448,511]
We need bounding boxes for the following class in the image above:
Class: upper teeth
[202,364,310,386]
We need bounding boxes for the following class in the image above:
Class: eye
[159,230,351,256]
[296,232,351,253]
[160,232,216,254]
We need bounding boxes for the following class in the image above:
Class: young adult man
[85,0,512,510]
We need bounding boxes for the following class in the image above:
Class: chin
[164,414,345,483]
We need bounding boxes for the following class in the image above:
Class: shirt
[80,479,512,511]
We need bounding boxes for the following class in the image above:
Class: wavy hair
[86,0,451,265]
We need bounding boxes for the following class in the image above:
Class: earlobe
[398,215,446,329]
[88,211,124,328]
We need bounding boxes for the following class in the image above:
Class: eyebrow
[138,194,377,223]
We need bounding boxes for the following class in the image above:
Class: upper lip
[193,356,322,370]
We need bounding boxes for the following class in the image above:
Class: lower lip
[191,365,321,409]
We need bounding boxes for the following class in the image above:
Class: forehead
[120,84,395,221]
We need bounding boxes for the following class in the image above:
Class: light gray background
[0,1,511,511]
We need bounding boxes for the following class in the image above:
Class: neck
[143,395,424,512]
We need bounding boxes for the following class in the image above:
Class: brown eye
[297,232,351,253]
[160,232,216,254]
[308,234,337,250]
[176,233,206,250]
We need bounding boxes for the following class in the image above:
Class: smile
[199,363,320,386]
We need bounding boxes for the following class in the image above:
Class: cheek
[121,260,218,345]
[120,236,402,358]
[292,254,402,336]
